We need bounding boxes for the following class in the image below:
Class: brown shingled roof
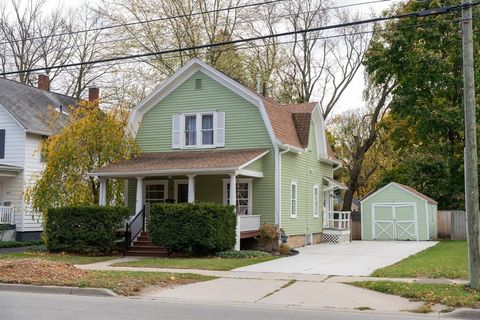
[396,183,438,205]
[91,148,269,176]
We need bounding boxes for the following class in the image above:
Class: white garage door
[372,203,418,240]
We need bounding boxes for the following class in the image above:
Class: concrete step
[126,250,168,257]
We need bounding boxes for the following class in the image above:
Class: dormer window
[172,112,224,149]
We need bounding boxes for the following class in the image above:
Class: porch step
[126,231,168,257]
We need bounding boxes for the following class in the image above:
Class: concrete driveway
[234,241,437,276]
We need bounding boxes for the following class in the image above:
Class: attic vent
[195,79,202,90]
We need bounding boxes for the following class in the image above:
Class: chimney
[38,74,49,91]
[88,87,100,106]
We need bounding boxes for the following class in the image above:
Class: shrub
[216,250,271,259]
[257,224,280,251]
[45,205,129,254]
[0,240,43,249]
[149,203,236,255]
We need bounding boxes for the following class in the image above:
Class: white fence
[0,207,15,224]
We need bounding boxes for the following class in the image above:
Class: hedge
[149,203,236,255]
[45,205,129,254]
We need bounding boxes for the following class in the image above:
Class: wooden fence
[351,211,362,240]
[437,210,467,240]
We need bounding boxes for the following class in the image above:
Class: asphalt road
[0,291,467,320]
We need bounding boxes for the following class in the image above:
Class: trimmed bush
[45,205,129,254]
[149,203,236,255]
[0,240,43,248]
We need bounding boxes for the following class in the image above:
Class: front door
[177,183,188,203]
[323,191,331,227]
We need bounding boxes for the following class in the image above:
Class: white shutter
[215,112,225,147]
[172,115,182,149]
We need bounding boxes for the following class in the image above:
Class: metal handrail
[125,206,145,252]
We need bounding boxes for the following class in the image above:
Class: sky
[19,0,399,115]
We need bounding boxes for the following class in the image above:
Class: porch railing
[239,215,261,232]
[125,206,146,251]
[0,206,14,224]
[327,211,351,230]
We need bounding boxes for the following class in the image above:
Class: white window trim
[143,180,168,204]
[290,181,297,218]
[222,178,253,215]
[313,184,320,218]
[181,112,216,149]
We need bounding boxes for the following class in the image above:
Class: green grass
[0,240,43,248]
[113,256,279,271]
[372,241,468,279]
[0,252,118,265]
[352,281,480,308]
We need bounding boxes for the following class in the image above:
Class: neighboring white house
[0,76,83,241]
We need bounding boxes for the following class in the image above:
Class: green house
[91,59,348,249]
[361,182,438,241]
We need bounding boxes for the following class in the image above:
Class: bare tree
[330,76,397,211]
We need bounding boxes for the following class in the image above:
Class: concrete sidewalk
[147,278,427,313]
[77,257,468,285]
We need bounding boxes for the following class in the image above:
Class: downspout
[277,146,290,229]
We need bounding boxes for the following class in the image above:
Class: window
[313,185,320,218]
[172,112,224,149]
[144,181,168,205]
[291,181,297,218]
[201,114,214,145]
[184,115,197,146]
[223,178,252,215]
[0,129,4,159]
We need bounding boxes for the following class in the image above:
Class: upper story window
[173,112,225,149]
[0,129,5,159]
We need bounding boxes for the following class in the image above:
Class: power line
[0,0,396,47]
[1,3,474,77]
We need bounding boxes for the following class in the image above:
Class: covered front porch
[91,149,271,250]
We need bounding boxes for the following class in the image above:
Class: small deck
[239,215,260,239]
[0,206,14,224]
[322,211,351,244]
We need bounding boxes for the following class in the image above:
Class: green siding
[136,71,272,151]
[361,184,435,240]
[126,70,276,224]
[280,121,333,236]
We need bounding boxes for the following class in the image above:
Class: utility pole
[462,0,480,289]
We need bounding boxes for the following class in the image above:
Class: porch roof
[323,176,347,190]
[0,164,23,177]
[90,148,269,178]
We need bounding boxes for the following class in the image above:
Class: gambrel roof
[0,78,77,136]
[129,58,337,162]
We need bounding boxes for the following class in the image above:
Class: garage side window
[290,181,297,218]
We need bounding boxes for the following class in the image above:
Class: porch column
[187,174,196,203]
[135,176,144,214]
[230,173,240,251]
[98,177,107,206]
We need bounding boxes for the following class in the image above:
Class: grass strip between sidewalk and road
[352,281,480,309]
[0,251,120,265]
[372,241,467,279]
[0,258,214,296]
[112,256,279,271]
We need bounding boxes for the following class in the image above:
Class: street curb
[0,283,118,297]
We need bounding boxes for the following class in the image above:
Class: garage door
[373,204,417,240]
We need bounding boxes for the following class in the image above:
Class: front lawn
[0,251,119,265]
[372,241,468,279]
[113,256,279,271]
[352,281,480,309]
[0,259,213,296]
